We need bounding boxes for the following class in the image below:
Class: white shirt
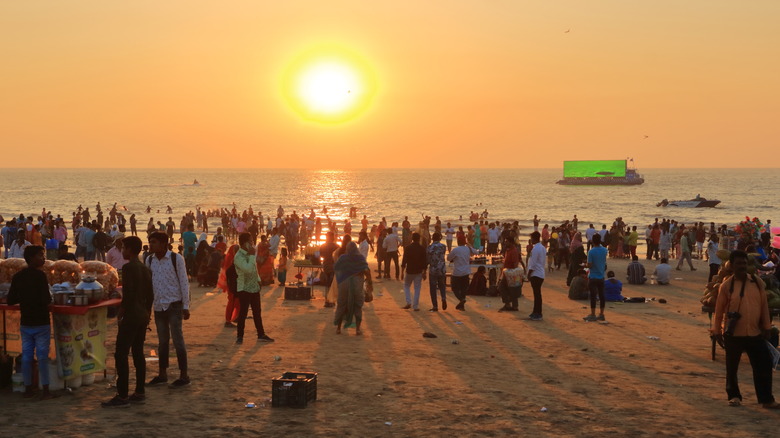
[383,233,401,252]
[445,227,455,240]
[269,234,281,256]
[448,245,478,276]
[487,228,501,244]
[598,229,608,241]
[359,240,370,259]
[653,263,672,284]
[147,251,190,311]
[528,242,547,279]
[585,227,596,242]
[9,240,31,259]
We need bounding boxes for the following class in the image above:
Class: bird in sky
[564,29,570,33]
[643,135,649,139]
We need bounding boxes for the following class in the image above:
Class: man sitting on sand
[627,255,647,284]
[653,258,672,285]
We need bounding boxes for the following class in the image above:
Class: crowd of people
[2,205,778,408]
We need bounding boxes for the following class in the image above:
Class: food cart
[0,258,120,388]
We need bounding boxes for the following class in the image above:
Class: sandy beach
[2,256,778,437]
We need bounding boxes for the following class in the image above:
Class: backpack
[145,252,179,271]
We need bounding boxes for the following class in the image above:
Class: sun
[281,45,377,124]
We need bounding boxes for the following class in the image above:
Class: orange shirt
[712,275,771,337]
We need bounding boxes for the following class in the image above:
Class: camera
[724,311,741,336]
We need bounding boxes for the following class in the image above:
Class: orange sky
[2,1,779,168]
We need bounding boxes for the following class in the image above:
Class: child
[277,247,288,285]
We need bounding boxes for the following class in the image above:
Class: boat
[556,159,644,185]
[192,179,200,186]
[656,195,720,208]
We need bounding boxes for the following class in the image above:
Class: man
[649,224,661,260]
[447,236,478,311]
[233,233,274,344]
[486,223,501,256]
[585,224,596,252]
[628,226,639,259]
[102,237,154,408]
[165,217,176,243]
[8,229,31,259]
[533,215,540,233]
[93,225,110,262]
[57,244,78,261]
[676,232,696,271]
[653,258,672,285]
[627,255,647,285]
[585,233,608,322]
[382,227,402,280]
[527,231,546,320]
[706,234,722,283]
[1,220,16,258]
[444,222,455,253]
[319,231,339,307]
[7,246,56,400]
[106,237,130,270]
[400,233,427,310]
[83,223,97,261]
[181,223,198,278]
[146,232,191,388]
[426,232,447,312]
[711,250,780,409]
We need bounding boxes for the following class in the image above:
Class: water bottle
[650,275,656,285]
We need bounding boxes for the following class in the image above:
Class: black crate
[272,372,317,408]
[284,284,312,300]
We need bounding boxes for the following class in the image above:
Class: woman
[333,242,373,335]
[326,235,352,304]
[567,240,587,286]
[473,222,482,251]
[255,235,275,286]
[217,244,241,327]
[194,240,211,271]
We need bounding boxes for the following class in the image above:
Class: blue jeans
[403,273,422,308]
[21,325,51,386]
[154,302,188,373]
[428,273,447,309]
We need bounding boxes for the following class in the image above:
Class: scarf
[334,242,368,284]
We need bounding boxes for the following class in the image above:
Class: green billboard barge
[556,159,644,185]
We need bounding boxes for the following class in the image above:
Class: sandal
[728,398,741,407]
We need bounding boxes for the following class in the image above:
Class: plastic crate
[284,284,312,300]
[272,372,317,408]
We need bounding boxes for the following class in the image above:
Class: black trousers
[708,263,720,283]
[530,276,544,316]
[384,251,399,278]
[237,291,266,340]
[588,278,605,311]
[114,320,147,398]
[724,335,775,404]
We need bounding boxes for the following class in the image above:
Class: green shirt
[233,248,261,293]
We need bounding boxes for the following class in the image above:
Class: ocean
[0,168,776,231]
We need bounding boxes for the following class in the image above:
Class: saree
[256,242,275,285]
[333,242,369,328]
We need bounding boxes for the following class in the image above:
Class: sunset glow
[281,46,376,124]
